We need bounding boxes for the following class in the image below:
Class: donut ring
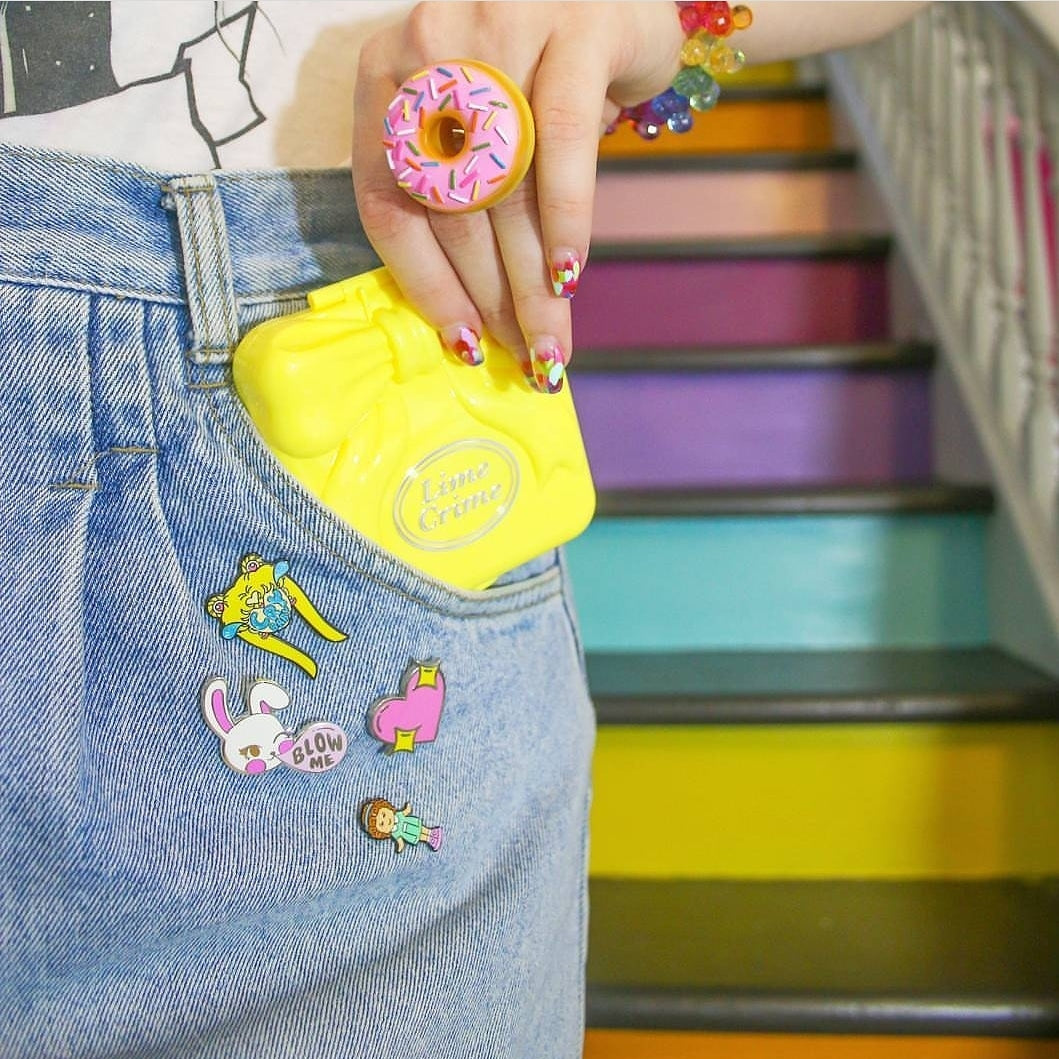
[383,59,536,214]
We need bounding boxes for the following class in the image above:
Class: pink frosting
[384,63,526,212]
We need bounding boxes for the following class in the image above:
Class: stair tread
[598,148,858,174]
[589,233,892,262]
[594,483,995,519]
[587,877,1059,1036]
[586,646,1059,724]
[572,341,934,374]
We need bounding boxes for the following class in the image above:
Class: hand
[352,1,683,392]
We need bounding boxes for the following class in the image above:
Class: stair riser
[599,98,833,158]
[567,515,989,651]
[584,1030,1059,1058]
[573,258,889,349]
[573,370,932,489]
[590,723,1059,878]
[593,170,888,242]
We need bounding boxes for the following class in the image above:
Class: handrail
[826,1,1059,639]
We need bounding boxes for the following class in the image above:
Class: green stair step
[586,647,1059,725]
[587,878,1059,1038]
[597,147,859,174]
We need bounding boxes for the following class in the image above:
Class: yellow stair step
[591,723,1059,878]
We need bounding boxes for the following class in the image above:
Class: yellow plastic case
[232,268,596,590]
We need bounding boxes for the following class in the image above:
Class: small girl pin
[360,798,443,854]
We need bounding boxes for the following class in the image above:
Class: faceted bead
[706,41,742,76]
[667,110,694,133]
[672,64,715,100]
[679,5,702,33]
[636,118,663,140]
[689,79,722,111]
[731,4,753,29]
[702,1,733,36]
[651,87,690,119]
[680,32,710,67]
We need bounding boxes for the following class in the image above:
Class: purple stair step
[570,368,931,489]
[574,251,890,349]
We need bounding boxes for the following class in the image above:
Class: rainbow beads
[610,1,752,140]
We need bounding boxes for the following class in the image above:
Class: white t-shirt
[0,0,407,170]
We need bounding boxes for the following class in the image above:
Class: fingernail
[550,250,582,300]
[440,324,484,366]
[529,337,566,394]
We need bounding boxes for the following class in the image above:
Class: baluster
[1014,60,1058,521]
[962,5,995,379]
[1042,89,1059,538]
[906,14,929,229]
[925,6,949,271]
[987,22,1027,442]
[944,6,970,304]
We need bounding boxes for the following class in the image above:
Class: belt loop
[162,173,239,364]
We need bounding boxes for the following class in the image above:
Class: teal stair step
[572,341,934,374]
[587,878,1059,1038]
[586,647,1059,725]
[594,484,994,518]
[566,512,989,651]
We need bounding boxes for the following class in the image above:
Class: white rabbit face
[221,713,293,775]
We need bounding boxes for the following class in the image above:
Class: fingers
[352,34,488,367]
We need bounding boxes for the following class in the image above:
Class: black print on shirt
[0,1,266,165]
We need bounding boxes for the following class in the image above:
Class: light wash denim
[0,144,594,1059]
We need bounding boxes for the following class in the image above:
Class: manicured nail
[440,324,484,366]
[530,336,566,394]
[550,250,582,299]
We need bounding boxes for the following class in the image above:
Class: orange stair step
[584,1031,1059,1059]
[599,94,833,158]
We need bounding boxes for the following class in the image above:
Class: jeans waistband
[0,144,380,363]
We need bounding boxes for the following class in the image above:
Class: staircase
[569,60,1059,1058]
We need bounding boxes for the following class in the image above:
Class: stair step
[589,233,893,261]
[572,341,935,373]
[597,148,857,174]
[573,367,933,489]
[599,92,834,159]
[595,485,994,518]
[591,720,1059,877]
[586,878,1059,1037]
[586,647,1059,725]
[584,1029,1059,1059]
[567,513,988,651]
[593,166,887,241]
[574,245,890,349]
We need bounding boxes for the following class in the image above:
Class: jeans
[0,144,594,1059]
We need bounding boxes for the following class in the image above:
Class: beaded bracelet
[610,1,753,140]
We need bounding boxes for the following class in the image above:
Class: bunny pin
[201,676,295,775]
[201,676,349,777]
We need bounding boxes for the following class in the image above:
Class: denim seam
[0,273,185,306]
[200,385,563,620]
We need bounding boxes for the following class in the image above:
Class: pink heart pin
[368,661,446,753]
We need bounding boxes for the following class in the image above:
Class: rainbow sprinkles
[383,60,535,214]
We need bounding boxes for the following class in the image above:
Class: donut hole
[425,115,467,160]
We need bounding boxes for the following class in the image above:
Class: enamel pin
[360,798,443,853]
[205,554,346,678]
[367,659,446,754]
[201,676,349,776]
